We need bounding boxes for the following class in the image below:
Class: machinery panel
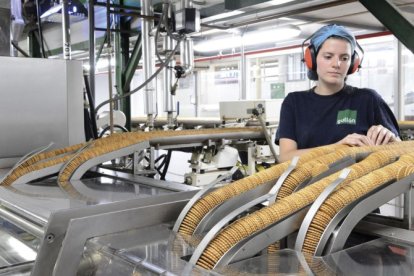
[0,57,84,166]
[219,99,283,123]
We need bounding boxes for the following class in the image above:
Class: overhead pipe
[62,0,71,59]
[140,0,156,129]
[164,38,177,128]
[89,0,96,101]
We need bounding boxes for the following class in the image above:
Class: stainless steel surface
[193,178,274,235]
[190,192,273,265]
[88,0,96,101]
[403,180,414,230]
[214,207,309,268]
[68,140,149,180]
[217,248,314,275]
[141,0,156,119]
[0,207,43,238]
[12,164,63,186]
[322,238,414,275]
[322,175,414,255]
[81,224,211,275]
[30,177,196,276]
[97,168,199,192]
[256,113,279,163]
[62,0,71,59]
[295,168,351,252]
[149,130,264,147]
[163,25,176,113]
[52,194,193,276]
[0,57,84,162]
[172,166,236,232]
[270,156,298,202]
[0,228,36,269]
[302,155,356,188]
[355,221,414,245]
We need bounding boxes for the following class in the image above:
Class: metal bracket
[294,168,351,252]
[172,166,238,232]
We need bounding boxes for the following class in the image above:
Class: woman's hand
[367,125,398,145]
[336,133,374,146]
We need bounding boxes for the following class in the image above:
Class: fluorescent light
[194,25,301,52]
[201,10,245,24]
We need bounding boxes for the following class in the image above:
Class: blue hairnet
[310,24,356,54]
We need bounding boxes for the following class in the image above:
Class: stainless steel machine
[1,140,414,276]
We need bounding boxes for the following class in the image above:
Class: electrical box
[174,8,200,34]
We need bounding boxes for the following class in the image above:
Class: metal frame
[172,166,237,232]
[31,190,197,276]
[191,157,299,235]
[294,169,351,252]
[68,141,149,180]
[320,174,414,255]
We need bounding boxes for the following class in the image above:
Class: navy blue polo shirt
[275,85,400,149]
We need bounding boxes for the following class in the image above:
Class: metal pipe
[202,0,356,30]
[141,0,156,129]
[180,38,194,76]
[0,207,44,238]
[149,131,264,146]
[240,33,246,100]
[62,0,71,59]
[89,0,96,103]
[163,33,176,113]
[106,0,114,134]
[256,113,279,163]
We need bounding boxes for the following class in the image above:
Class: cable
[83,75,98,139]
[154,3,169,65]
[95,28,184,114]
[11,41,30,57]
[160,149,172,180]
[95,1,185,114]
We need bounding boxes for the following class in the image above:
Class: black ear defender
[301,34,364,77]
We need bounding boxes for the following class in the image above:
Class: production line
[1,0,414,275]
[1,134,414,275]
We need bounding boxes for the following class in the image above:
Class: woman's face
[316,38,352,87]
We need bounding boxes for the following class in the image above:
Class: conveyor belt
[176,142,414,238]
[176,144,347,236]
[0,128,262,187]
[300,152,414,256]
[190,143,414,269]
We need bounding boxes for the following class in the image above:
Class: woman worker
[275,24,401,162]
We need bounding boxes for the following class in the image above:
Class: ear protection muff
[347,42,364,74]
[303,44,317,71]
[302,37,364,75]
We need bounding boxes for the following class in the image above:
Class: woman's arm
[279,138,311,162]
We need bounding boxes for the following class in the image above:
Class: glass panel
[321,238,414,275]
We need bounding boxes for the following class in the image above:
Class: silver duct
[62,0,71,59]
[163,4,176,127]
[140,0,156,128]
